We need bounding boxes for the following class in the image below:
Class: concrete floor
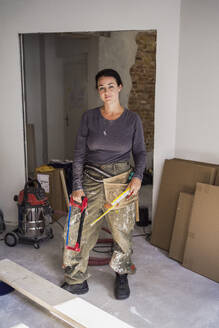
[0,186,219,328]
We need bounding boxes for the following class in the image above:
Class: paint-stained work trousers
[63,162,136,285]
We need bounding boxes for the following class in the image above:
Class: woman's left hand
[127,177,142,197]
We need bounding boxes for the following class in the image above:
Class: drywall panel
[0,0,181,222]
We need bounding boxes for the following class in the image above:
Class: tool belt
[103,170,138,210]
[84,163,138,210]
[83,164,113,183]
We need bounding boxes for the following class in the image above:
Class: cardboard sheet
[169,192,194,262]
[183,183,219,282]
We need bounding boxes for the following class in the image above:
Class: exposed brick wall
[128,31,156,153]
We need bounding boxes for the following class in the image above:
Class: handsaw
[65,196,88,252]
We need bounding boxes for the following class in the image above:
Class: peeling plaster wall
[98,31,138,108]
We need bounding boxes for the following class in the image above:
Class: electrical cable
[92,242,113,254]
[132,234,147,237]
[132,225,152,239]
[146,232,152,241]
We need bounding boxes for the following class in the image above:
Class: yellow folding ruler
[90,188,132,226]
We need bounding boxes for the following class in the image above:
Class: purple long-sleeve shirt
[72,107,146,191]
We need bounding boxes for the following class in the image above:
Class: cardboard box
[36,168,67,220]
[151,159,216,251]
[183,183,219,282]
[169,192,194,262]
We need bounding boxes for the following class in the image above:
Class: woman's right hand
[71,189,85,203]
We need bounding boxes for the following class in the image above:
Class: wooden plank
[10,324,29,328]
[60,169,69,208]
[135,198,139,222]
[0,259,135,328]
[26,123,36,177]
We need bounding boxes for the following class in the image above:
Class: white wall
[0,0,181,223]
[176,0,219,163]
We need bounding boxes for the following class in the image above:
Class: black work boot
[114,273,130,300]
[61,280,89,295]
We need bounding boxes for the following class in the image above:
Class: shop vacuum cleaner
[0,209,5,234]
[4,179,53,249]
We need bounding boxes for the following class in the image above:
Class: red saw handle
[65,196,88,252]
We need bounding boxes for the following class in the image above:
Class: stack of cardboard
[151,158,219,282]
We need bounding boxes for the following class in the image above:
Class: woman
[62,68,146,300]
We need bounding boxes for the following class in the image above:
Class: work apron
[63,161,137,285]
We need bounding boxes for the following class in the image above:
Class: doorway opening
[20,30,156,222]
